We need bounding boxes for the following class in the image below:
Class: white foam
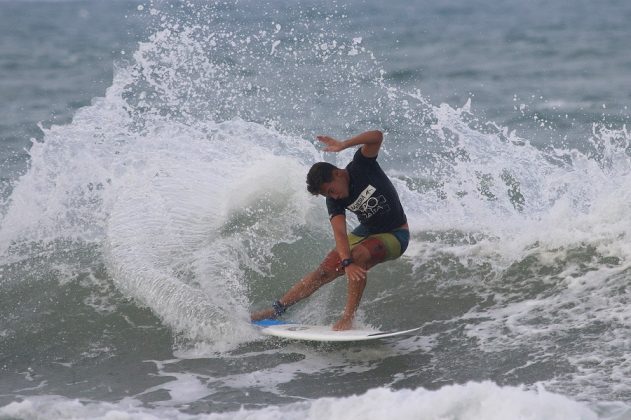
[2,382,626,420]
[103,118,320,349]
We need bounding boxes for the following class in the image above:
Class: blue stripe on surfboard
[252,319,289,327]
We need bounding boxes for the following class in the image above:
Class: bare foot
[332,317,353,331]
[250,308,276,321]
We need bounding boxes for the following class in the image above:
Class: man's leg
[332,237,388,330]
[250,249,345,321]
[251,234,394,324]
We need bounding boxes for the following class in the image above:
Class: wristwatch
[341,258,353,268]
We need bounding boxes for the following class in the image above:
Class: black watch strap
[341,258,353,268]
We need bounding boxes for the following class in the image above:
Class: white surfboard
[253,319,421,342]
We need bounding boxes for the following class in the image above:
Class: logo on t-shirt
[347,185,390,220]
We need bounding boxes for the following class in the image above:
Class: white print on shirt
[347,185,376,212]
[347,185,390,219]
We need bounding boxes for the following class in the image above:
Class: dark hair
[306,162,337,195]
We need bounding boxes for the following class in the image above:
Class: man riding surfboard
[251,130,409,330]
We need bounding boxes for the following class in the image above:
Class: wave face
[2,0,631,417]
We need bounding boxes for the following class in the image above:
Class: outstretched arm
[330,215,367,332]
[330,215,366,283]
[317,130,383,158]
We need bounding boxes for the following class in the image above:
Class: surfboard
[253,319,421,342]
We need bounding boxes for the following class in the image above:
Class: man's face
[319,170,349,200]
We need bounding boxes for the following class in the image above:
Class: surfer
[251,130,409,330]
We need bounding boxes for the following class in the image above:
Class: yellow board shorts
[348,226,410,262]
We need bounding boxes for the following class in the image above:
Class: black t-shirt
[326,149,407,233]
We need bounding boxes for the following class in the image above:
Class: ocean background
[1,0,631,418]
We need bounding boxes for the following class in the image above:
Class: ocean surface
[1,0,631,418]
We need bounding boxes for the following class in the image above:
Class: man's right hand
[344,263,367,282]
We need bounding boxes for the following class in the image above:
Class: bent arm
[317,130,383,157]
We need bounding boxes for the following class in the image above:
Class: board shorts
[348,225,410,262]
